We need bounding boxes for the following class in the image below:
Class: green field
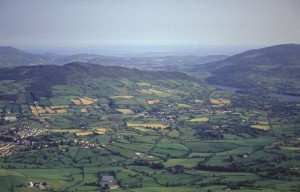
[0,66,299,192]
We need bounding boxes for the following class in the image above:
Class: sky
[1,0,300,54]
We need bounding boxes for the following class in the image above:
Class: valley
[2,0,299,191]
[0,60,299,192]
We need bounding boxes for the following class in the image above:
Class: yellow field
[137,82,151,86]
[30,105,46,115]
[75,131,94,137]
[31,105,69,115]
[34,105,46,113]
[79,98,94,105]
[95,128,107,134]
[50,105,69,109]
[81,108,88,113]
[35,106,43,110]
[127,122,168,129]
[177,104,191,108]
[109,95,134,99]
[45,107,56,113]
[280,146,300,151]
[30,105,38,116]
[258,121,268,124]
[251,121,269,130]
[210,98,231,107]
[56,109,67,113]
[50,106,69,112]
[190,117,209,122]
[38,109,47,113]
[147,100,160,105]
[116,108,134,115]
[195,99,204,103]
[139,89,163,94]
[72,97,97,105]
[71,99,82,105]
[251,124,269,130]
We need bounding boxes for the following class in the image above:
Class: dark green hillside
[199,44,300,95]
[0,62,196,103]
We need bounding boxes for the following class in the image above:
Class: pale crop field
[71,99,82,105]
[80,108,88,113]
[109,95,134,99]
[139,89,163,94]
[79,98,95,105]
[116,108,135,115]
[127,122,168,129]
[30,105,38,116]
[190,117,209,122]
[137,82,151,86]
[55,109,67,113]
[177,103,191,108]
[45,107,55,113]
[251,121,269,130]
[210,98,231,106]
[50,105,69,109]
[147,100,159,105]
[280,146,300,151]
[251,125,269,130]
[72,97,97,105]
[95,128,107,134]
[75,131,93,137]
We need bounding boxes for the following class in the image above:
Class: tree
[150,162,165,170]
[168,165,184,174]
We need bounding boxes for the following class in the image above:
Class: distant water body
[212,85,300,102]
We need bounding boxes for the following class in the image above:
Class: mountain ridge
[0,46,227,70]
[0,46,52,67]
[0,62,197,102]
[197,44,300,95]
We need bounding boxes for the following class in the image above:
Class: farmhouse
[27,182,33,187]
[100,175,117,188]
[239,152,251,158]
[28,181,49,188]
[33,182,42,187]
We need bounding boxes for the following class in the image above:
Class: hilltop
[0,62,196,103]
[0,46,54,67]
[196,44,300,95]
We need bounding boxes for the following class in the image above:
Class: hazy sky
[1,0,300,49]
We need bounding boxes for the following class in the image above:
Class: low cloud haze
[1,0,300,54]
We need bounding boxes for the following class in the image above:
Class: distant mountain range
[0,46,226,70]
[0,46,55,67]
[1,44,300,95]
[194,44,300,95]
